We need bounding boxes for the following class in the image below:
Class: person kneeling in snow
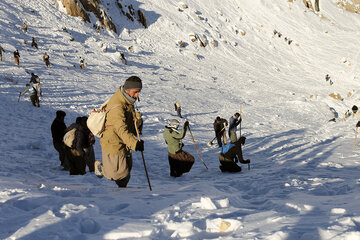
[163,119,194,177]
[219,136,250,173]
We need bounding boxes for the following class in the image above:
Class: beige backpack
[63,128,76,148]
[87,99,121,138]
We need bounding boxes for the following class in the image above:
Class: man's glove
[184,120,189,129]
[135,140,144,151]
[356,121,360,128]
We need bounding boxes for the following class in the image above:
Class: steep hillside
[0,0,360,239]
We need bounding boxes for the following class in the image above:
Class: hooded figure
[219,136,250,172]
[163,119,194,177]
[51,110,68,170]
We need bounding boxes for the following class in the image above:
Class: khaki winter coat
[100,88,138,156]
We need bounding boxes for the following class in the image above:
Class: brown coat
[100,88,138,155]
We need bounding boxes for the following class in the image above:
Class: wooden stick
[188,125,208,169]
[355,127,358,147]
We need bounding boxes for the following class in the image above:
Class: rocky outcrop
[60,0,116,33]
[60,0,90,22]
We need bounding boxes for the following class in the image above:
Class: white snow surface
[1,0,360,239]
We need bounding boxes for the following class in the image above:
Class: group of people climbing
[50,76,251,189]
[51,111,96,175]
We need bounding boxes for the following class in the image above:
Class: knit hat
[168,119,180,129]
[124,76,142,90]
[56,110,66,118]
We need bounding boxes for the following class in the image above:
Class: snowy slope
[1,0,360,239]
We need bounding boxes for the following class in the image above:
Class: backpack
[63,128,77,148]
[86,99,121,138]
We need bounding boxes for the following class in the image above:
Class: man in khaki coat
[95,76,144,187]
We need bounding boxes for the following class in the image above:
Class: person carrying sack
[95,76,144,188]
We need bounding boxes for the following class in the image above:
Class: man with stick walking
[163,119,195,177]
[95,76,145,188]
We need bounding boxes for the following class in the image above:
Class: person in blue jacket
[219,136,250,172]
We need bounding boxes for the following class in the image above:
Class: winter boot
[94,160,103,178]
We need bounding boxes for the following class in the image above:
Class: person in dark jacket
[64,117,89,175]
[219,136,250,172]
[51,111,68,170]
[14,49,20,65]
[163,119,194,177]
[31,37,38,49]
[228,113,241,143]
[213,116,228,147]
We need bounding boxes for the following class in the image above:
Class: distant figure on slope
[219,136,250,173]
[213,116,228,147]
[51,110,69,170]
[174,101,182,118]
[31,37,38,49]
[80,57,86,70]
[19,83,40,107]
[120,52,127,65]
[43,52,50,67]
[228,113,241,143]
[352,105,360,128]
[29,73,42,96]
[95,76,144,188]
[0,45,5,61]
[163,119,194,177]
[14,49,20,66]
[22,23,28,33]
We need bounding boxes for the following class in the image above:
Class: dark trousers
[30,94,39,107]
[219,153,242,172]
[65,147,86,175]
[168,151,195,177]
[84,146,95,172]
[53,141,68,169]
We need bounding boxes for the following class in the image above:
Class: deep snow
[1,0,360,239]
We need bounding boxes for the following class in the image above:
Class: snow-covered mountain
[1,0,360,239]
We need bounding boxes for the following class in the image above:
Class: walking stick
[355,127,358,147]
[239,104,242,138]
[134,117,152,191]
[187,125,208,169]
[240,104,249,170]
